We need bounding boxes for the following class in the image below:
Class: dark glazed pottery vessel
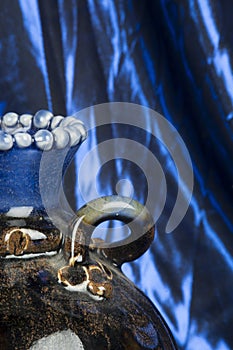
[0,110,177,349]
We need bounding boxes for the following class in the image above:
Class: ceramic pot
[0,110,177,349]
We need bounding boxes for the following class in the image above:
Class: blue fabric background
[0,1,232,349]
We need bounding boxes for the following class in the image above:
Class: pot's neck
[0,145,78,224]
[0,146,77,257]
[0,110,87,220]
[0,148,44,215]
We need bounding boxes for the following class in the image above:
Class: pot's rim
[0,110,87,151]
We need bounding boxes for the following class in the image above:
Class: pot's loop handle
[76,195,155,266]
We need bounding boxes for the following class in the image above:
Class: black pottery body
[0,248,176,349]
[0,111,177,349]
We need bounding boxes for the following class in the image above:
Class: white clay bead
[33,110,53,129]
[50,115,64,130]
[20,114,33,127]
[64,125,81,146]
[34,130,53,151]
[14,132,32,148]
[72,121,87,141]
[60,117,87,141]
[0,131,13,150]
[60,116,77,127]
[52,127,70,149]
[2,112,18,127]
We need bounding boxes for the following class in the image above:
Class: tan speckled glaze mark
[0,226,62,257]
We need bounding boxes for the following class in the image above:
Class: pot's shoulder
[0,253,177,350]
[0,253,175,350]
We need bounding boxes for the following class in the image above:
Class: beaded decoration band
[0,110,87,151]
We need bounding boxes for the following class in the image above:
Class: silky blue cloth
[0,1,232,349]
